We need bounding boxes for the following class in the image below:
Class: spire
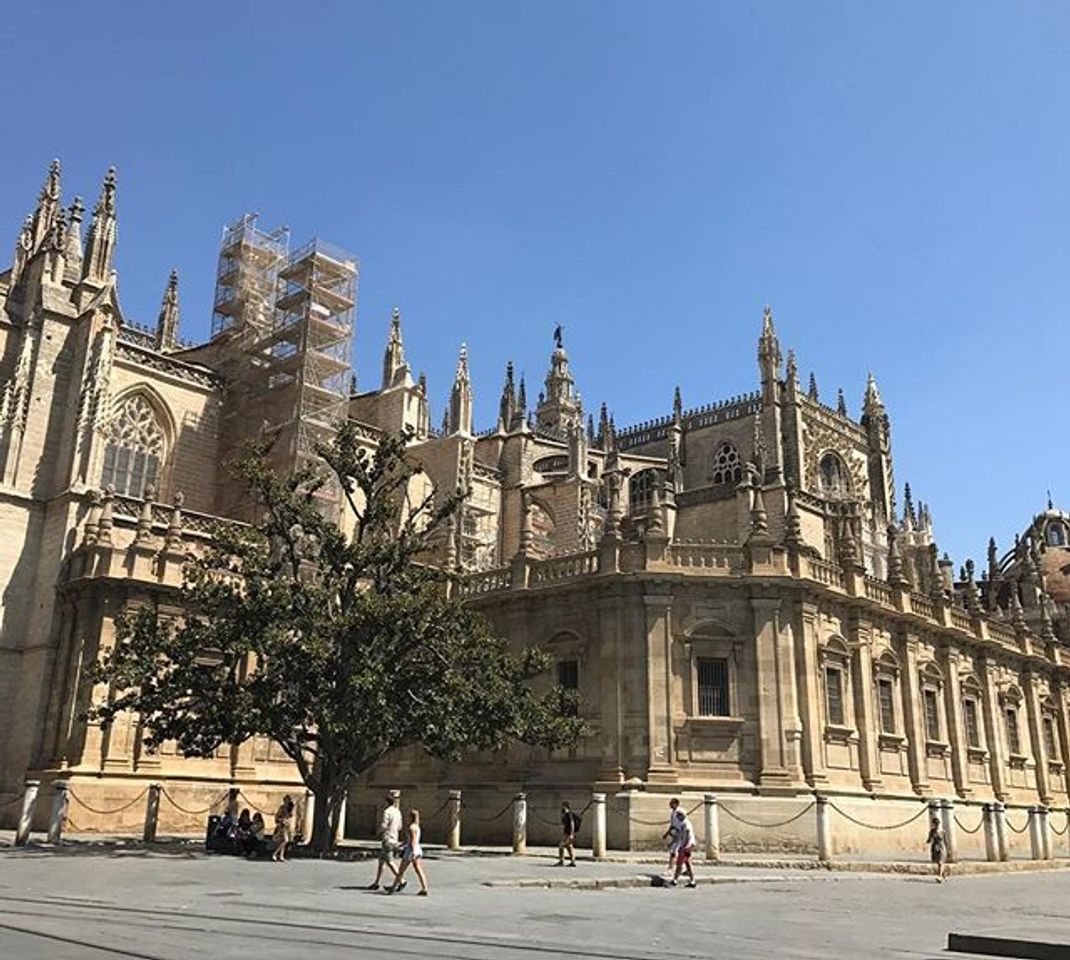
[63,196,84,282]
[808,371,819,400]
[536,326,582,435]
[511,375,528,432]
[987,537,1000,583]
[82,167,117,284]
[31,159,62,251]
[673,386,683,423]
[887,524,908,588]
[155,270,180,351]
[863,372,884,414]
[497,361,516,432]
[446,343,473,435]
[586,413,596,443]
[836,388,847,417]
[598,402,610,449]
[381,307,410,389]
[757,305,782,384]
[749,485,769,540]
[903,483,916,527]
[784,487,804,548]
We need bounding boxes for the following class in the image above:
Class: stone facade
[2,160,1070,853]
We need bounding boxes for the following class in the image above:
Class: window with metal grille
[963,698,981,748]
[1043,716,1058,758]
[697,657,730,717]
[923,689,941,741]
[877,678,896,733]
[1005,707,1021,755]
[557,659,579,717]
[825,667,845,726]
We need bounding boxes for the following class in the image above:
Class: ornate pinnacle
[808,371,818,400]
[887,524,908,587]
[836,388,847,417]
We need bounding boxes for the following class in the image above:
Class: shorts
[676,845,693,866]
[379,840,400,863]
[930,847,945,864]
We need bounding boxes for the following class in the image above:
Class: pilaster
[848,614,881,793]
[1024,672,1051,804]
[940,645,971,799]
[752,594,804,791]
[794,600,828,787]
[979,656,1009,801]
[898,631,930,796]
[643,590,676,782]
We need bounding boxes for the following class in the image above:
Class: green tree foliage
[89,424,584,850]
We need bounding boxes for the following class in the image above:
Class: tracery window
[818,451,851,499]
[629,468,661,513]
[100,394,166,498]
[711,442,742,486]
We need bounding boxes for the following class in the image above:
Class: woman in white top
[388,809,428,896]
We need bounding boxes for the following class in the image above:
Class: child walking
[388,809,429,896]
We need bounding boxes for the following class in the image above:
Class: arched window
[818,452,851,499]
[101,393,166,498]
[711,442,742,486]
[1047,523,1067,547]
[629,468,662,513]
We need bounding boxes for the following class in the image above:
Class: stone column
[447,790,462,850]
[703,794,720,861]
[512,792,527,854]
[1055,683,1070,798]
[591,792,607,860]
[795,602,828,788]
[1041,807,1053,860]
[815,795,832,863]
[899,632,930,796]
[979,657,1009,801]
[334,795,348,845]
[14,780,40,846]
[993,801,1008,861]
[226,787,240,819]
[849,616,881,793]
[939,798,957,864]
[47,781,69,844]
[753,595,803,790]
[301,791,315,846]
[940,646,971,799]
[982,803,998,862]
[1029,806,1044,860]
[643,591,676,780]
[143,783,162,843]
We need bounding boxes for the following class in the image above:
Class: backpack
[570,811,583,833]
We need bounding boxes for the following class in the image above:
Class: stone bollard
[14,780,40,846]
[592,792,607,860]
[47,781,69,845]
[983,804,999,862]
[447,790,462,850]
[512,792,527,855]
[939,799,957,864]
[994,802,1008,862]
[301,790,315,846]
[334,794,348,845]
[1029,806,1044,861]
[226,787,240,819]
[703,794,720,862]
[1040,807,1053,861]
[815,795,831,864]
[143,784,162,843]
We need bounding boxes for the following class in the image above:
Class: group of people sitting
[208,808,270,857]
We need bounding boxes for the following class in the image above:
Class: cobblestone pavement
[2,840,1070,958]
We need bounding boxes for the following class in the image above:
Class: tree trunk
[309,777,349,853]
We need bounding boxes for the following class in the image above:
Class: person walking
[926,815,949,882]
[368,790,404,891]
[388,809,429,896]
[662,798,681,876]
[556,801,580,867]
[271,795,295,863]
[669,807,697,888]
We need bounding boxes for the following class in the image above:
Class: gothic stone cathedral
[2,161,1069,855]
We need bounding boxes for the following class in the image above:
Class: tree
[88,423,585,851]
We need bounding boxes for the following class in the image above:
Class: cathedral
[2,160,1069,855]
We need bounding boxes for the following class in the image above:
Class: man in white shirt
[669,808,697,888]
[368,790,404,890]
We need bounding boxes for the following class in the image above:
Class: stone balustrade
[663,541,745,571]
[530,550,599,585]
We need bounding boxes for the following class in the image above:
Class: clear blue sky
[2,2,1066,566]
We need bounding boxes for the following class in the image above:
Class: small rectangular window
[1006,707,1021,755]
[1043,716,1058,758]
[825,667,845,726]
[963,698,980,748]
[923,689,941,741]
[697,657,730,717]
[557,659,579,717]
[877,678,895,733]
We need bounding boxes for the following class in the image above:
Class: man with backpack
[556,801,581,867]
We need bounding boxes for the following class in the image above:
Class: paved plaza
[2,839,1070,959]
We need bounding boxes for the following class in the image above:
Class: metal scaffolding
[211,214,289,339]
[211,216,358,518]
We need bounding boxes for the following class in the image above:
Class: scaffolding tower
[258,238,358,491]
[211,214,290,339]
